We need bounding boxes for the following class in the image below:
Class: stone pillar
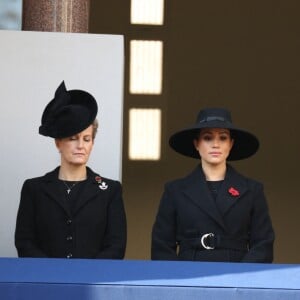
[22,0,90,33]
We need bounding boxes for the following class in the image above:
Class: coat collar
[182,164,248,230]
[43,166,100,182]
[41,166,107,216]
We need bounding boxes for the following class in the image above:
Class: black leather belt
[180,233,248,251]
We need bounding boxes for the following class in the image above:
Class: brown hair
[92,119,98,140]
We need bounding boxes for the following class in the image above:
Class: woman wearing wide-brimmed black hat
[151,108,274,262]
[15,81,126,259]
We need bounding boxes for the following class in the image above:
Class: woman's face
[193,128,234,166]
[55,125,94,167]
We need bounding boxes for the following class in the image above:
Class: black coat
[15,167,127,259]
[151,164,274,262]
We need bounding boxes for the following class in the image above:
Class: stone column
[22,0,90,33]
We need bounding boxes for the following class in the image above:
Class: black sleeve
[242,182,275,263]
[15,180,48,257]
[151,183,178,260]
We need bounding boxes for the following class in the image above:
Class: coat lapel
[72,168,103,215]
[42,167,71,216]
[183,165,226,230]
[215,165,248,216]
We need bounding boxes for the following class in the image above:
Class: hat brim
[169,121,259,161]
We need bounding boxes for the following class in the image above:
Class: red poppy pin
[95,176,102,183]
[228,187,239,197]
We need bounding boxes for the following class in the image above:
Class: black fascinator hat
[39,81,98,138]
[169,108,259,161]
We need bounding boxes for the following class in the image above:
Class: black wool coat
[15,167,127,259]
[151,164,274,263]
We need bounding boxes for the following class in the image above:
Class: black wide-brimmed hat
[39,81,98,138]
[169,108,259,161]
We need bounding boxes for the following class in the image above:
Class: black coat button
[66,236,73,241]
[66,253,73,258]
[66,219,72,225]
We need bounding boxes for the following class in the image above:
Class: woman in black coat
[15,81,126,259]
[151,108,274,263]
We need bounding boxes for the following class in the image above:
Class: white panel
[0,30,124,257]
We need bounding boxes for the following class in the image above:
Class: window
[128,0,165,161]
[130,40,163,94]
[129,108,161,160]
[131,0,164,25]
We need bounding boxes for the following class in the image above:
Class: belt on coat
[180,233,249,251]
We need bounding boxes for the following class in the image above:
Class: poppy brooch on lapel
[228,187,239,197]
[95,176,108,190]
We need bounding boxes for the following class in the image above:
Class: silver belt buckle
[201,233,215,250]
